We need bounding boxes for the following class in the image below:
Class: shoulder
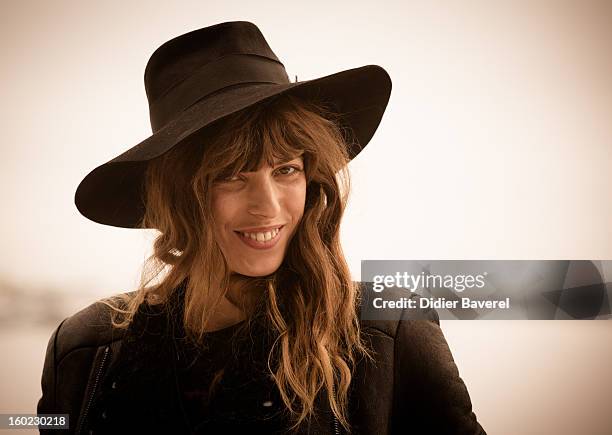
[38,292,136,417]
[51,292,135,364]
[355,286,486,434]
[355,282,439,339]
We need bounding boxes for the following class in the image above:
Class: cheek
[288,179,307,219]
[211,191,238,236]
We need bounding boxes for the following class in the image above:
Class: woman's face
[211,156,307,277]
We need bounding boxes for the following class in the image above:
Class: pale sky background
[1,1,611,434]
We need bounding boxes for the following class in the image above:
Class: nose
[246,174,281,218]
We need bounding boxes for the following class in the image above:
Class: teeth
[241,228,280,242]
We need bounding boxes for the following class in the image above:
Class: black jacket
[37,285,486,434]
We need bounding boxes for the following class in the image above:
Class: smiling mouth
[234,226,284,249]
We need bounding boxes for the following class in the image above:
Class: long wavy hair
[103,94,372,432]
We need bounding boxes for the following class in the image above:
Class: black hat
[75,21,392,228]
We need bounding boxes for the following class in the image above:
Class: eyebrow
[272,155,304,165]
[227,154,305,177]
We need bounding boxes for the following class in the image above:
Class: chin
[235,260,282,277]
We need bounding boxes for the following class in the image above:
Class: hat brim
[75,65,392,228]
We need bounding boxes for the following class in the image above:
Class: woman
[38,21,486,434]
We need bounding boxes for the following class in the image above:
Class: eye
[215,173,244,184]
[276,165,302,176]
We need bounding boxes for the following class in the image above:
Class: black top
[91,295,292,434]
[174,320,289,434]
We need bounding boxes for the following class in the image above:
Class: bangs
[194,93,349,186]
[205,96,320,180]
[225,119,306,175]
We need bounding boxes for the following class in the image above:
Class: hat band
[149,54,290,131]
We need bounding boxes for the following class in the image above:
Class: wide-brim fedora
[75,21,392,228]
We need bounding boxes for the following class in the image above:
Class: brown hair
[103,94,372,432]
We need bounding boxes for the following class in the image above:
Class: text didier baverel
[372,297,511,310]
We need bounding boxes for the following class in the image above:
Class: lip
[235,224,284,233]
[234,225,284,250]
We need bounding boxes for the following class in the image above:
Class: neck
[203,274,265,332]
[226,274,265,312]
